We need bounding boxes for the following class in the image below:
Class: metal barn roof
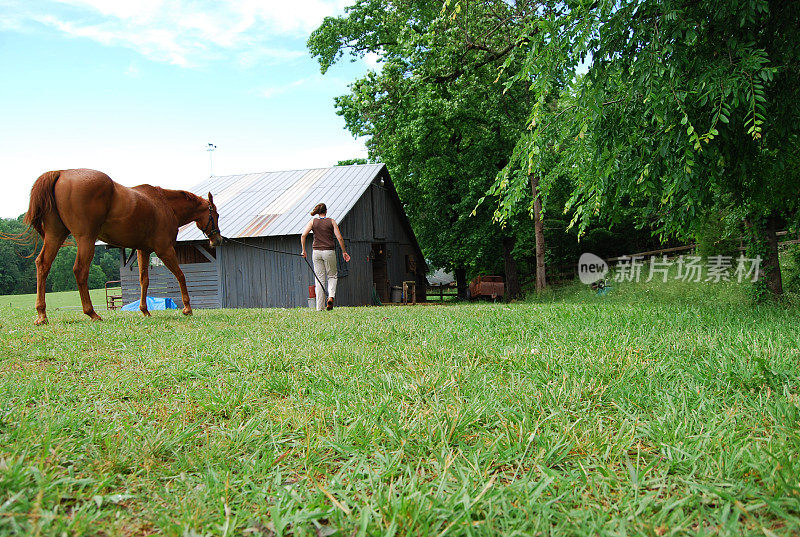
[177,163,386,241]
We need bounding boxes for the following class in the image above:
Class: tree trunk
[455,267,469,300]
[764,216,783,295]
[530,174,547,292]
[502,235,521,299]
[745,215,783,297]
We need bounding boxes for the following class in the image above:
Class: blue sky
[0,0,372,217]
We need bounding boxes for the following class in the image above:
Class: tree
[336,158,371,166]
[2,217,119,295]
[309,0,537,297]
[48,245,78,292]
[487,0,800,296]
[0,217,39,294]
[95,249,120,284]
[48,245,114,291]
[0,237,22,295]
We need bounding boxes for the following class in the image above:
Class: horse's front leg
[137,249,152,317]
[158,247,192,315]
[74,237,102,321]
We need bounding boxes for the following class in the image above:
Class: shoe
[326,297,334,310]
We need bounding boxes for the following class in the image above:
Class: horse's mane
[181,190,205,205]
[152,187,205,210]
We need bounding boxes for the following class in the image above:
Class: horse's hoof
[91,315,103,322]
[182,308,193,316]
[141,310,151,317]
[34,317,48,326]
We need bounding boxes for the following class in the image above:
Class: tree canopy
[311,0,799,296]
[488,0,800,293]
[309,0,537,293]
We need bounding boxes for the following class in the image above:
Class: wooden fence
[427,231,799,291]
[553,230,800,283]
[428,284,459,301]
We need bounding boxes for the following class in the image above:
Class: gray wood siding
[340,180,427,302]
[216,236,373,308]
[120,255,221,309]
[337,241,372,306]
[219,237,308,309]
[339,185,373,241]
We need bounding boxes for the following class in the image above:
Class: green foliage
[486,0,800,293]
[1,217,120,294]
[89,265,106,289]
[580,228,615,259]
[310,1,705,285]
[309,1,532,276]
[96,250,120,284]
[782,245,800,292]
[741,216,776,303]
[1,284,799,533]
[0,239,22,293]
[335,158,371,166]
[541,219,578,270]
[48,245,77,292]
[0,217,38,295]
[693,210,741,259]
[48,246,109,292]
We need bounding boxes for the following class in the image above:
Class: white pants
[312,249,338,310]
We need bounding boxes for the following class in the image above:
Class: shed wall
[120,247,221,309]
[339,178,427,302]
[219,237,311,309]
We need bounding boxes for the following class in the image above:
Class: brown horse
[25,169,222,325]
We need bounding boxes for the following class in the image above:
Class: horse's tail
[24,170,61,236]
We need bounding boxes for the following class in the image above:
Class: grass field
[1,279,799,536]
[0,288,117,311]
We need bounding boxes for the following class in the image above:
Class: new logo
[578,253,608,284]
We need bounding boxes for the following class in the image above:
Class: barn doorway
[372,243,390,303]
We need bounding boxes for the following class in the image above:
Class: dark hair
[310,203,327,216]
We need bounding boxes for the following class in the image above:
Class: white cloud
[258,73,351,99]
[4,0,349,67]
[34,13,196,66]
[260,78,310,99]
[237,46,307,68]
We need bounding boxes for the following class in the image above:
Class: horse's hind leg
[73,237,102,321]
[34,216,68,325]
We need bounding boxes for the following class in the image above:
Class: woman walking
[301,203,350,310]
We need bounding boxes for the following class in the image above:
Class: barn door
[372,243,389,304]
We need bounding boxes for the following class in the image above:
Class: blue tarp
[121,296,178,311]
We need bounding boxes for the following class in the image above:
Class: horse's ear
[208,192,214,205]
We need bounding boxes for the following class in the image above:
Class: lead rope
[220,235,328,299]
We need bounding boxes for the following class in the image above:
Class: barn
[118,163,428,309]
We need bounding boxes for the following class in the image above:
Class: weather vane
[207,142,217,177]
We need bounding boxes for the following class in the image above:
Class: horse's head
[198,192,222,248]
